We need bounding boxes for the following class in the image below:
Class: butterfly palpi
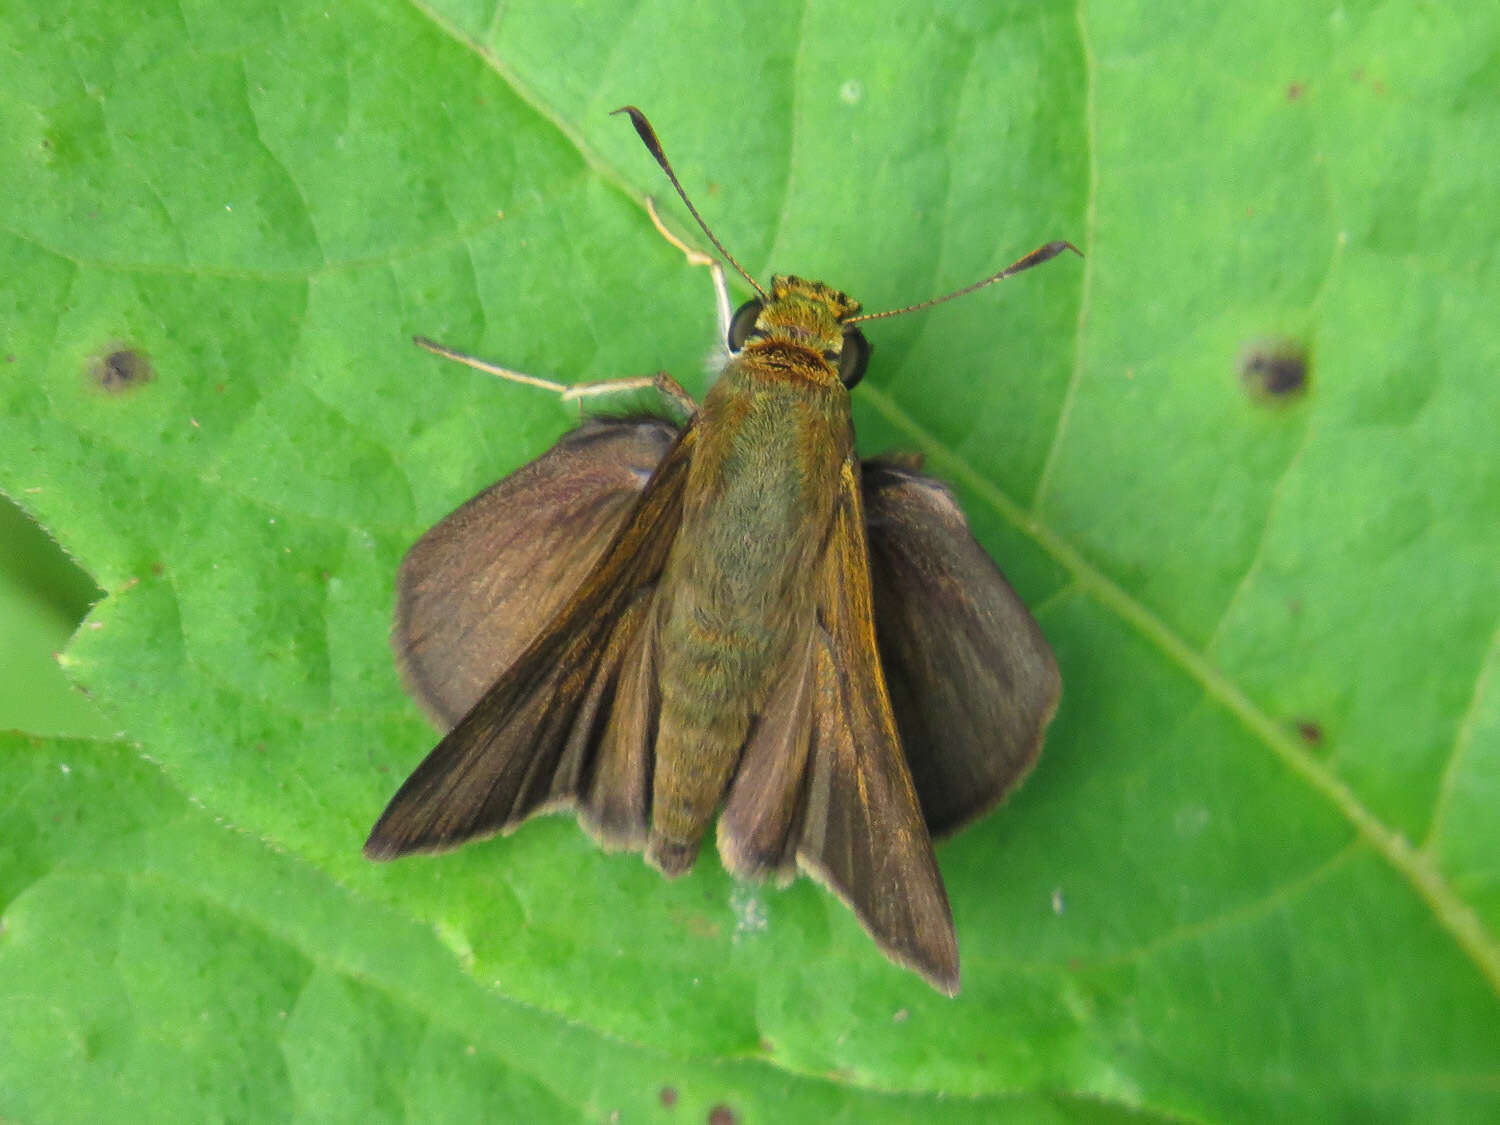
[365,107,1076,994]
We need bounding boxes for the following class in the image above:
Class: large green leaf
[3,733,1133,1123]
[2,0,1496,1120]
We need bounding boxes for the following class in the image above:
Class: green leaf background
[2,0,1496,1121]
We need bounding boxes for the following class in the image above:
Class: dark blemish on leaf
[1286,82,1304,100]
[1296,720,1324,746]
[91,347,154,393]
[1240,340,1309,401]
[707,1106,736,1125]
[659,1086,678,1107]
[150,562,165,576]
[82,1027,106,1060]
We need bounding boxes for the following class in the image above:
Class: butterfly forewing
[790,459,960,994]
[578,593,662,848]
[365,423,696,859]
[715,625,817,883]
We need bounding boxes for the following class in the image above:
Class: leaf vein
[1421,605,1500,851]
[1204,421,1316,654]
[1029,0,1098,515]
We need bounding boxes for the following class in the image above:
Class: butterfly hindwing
[799,458,960,993]
[393,417,680,728]
[861,458,1060,838]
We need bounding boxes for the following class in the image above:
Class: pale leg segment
[411,339,697,420]
[646,197,733,345]
[412,336,570,394]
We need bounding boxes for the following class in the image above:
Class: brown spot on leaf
[659,1086,678,1107]
[1240,340,1309,401]
[1296,720,1324,746]
[91,347,154,393]
[1286,82,1304,100]
[707,1106,736,1125]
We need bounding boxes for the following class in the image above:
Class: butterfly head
[727,275,871,389]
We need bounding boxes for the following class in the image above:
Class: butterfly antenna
[613,106,767,299]
[848,241,1082,324]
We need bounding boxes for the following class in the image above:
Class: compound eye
[838,327,871,388]
[728,299,764,350]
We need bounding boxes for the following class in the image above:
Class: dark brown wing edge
[364,424,697,860]
[862,457,1061,838]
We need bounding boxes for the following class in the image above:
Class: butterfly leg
[646,197,732,344]
[412,336,571,394]
[561,369,697,418]
[412,338,698,420]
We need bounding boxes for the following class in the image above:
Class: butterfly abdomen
[644,372,849,874]
[648,619,766,873]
